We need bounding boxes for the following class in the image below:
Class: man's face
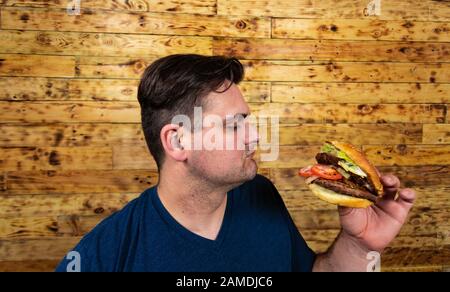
[186,82,259,186]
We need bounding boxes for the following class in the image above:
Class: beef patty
[315,152,376,193]
[313,178,378,202]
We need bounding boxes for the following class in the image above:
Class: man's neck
[156,167,232,240]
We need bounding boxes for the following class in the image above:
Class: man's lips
[245,146,258,158]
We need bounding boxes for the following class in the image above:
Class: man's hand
[313,172,416,271]
[338,172,416,252]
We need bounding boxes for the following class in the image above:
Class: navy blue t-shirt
[55,175,315,272]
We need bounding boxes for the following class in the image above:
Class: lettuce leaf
[338,161,367,177]
[321,142,367,178]
[335,167,351,179]
[320,143,338,154]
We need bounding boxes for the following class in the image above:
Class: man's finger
[398,188,416,205]
[381,174,400,189]
[383,186,399,199]
[376,188,415,222]
[338,206,354,217]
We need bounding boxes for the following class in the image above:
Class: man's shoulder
[55,188,154,271]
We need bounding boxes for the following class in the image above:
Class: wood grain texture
[0,237,81,261]
[250,103,446,124]
[213,38,450,62]
[0,193,142,218]
[1,7,270,38]
[217,0,450,21]
[0,147,113,171]
[447,104,450,123]
[0,54,75,77]
[242,60,450,82]
[271,82,450,104]
[276,124,423,145]
[0,30,212,57]
[112,145,157,170]
[272,18,450,42]
[1,169,158,195]
[0,101,140,123]
[0,77,140,101]
[0,123,145,147]
[3,0,218,15]
[363,144,450,166]
[422,124,450,144]
[0,260,59,272]
[75,56,157,78]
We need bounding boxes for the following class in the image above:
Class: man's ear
[160,124,187,162]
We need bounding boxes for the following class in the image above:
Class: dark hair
[137,54,244,170]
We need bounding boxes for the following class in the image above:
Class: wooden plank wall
[0,0,449,272]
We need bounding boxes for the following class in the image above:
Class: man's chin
[244,159,258,180]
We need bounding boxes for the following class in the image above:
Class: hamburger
[299,141,384,208]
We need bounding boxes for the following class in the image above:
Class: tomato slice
[298,165,313,177]
[311,164,343,180]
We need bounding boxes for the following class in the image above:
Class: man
[56,54,415,272]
